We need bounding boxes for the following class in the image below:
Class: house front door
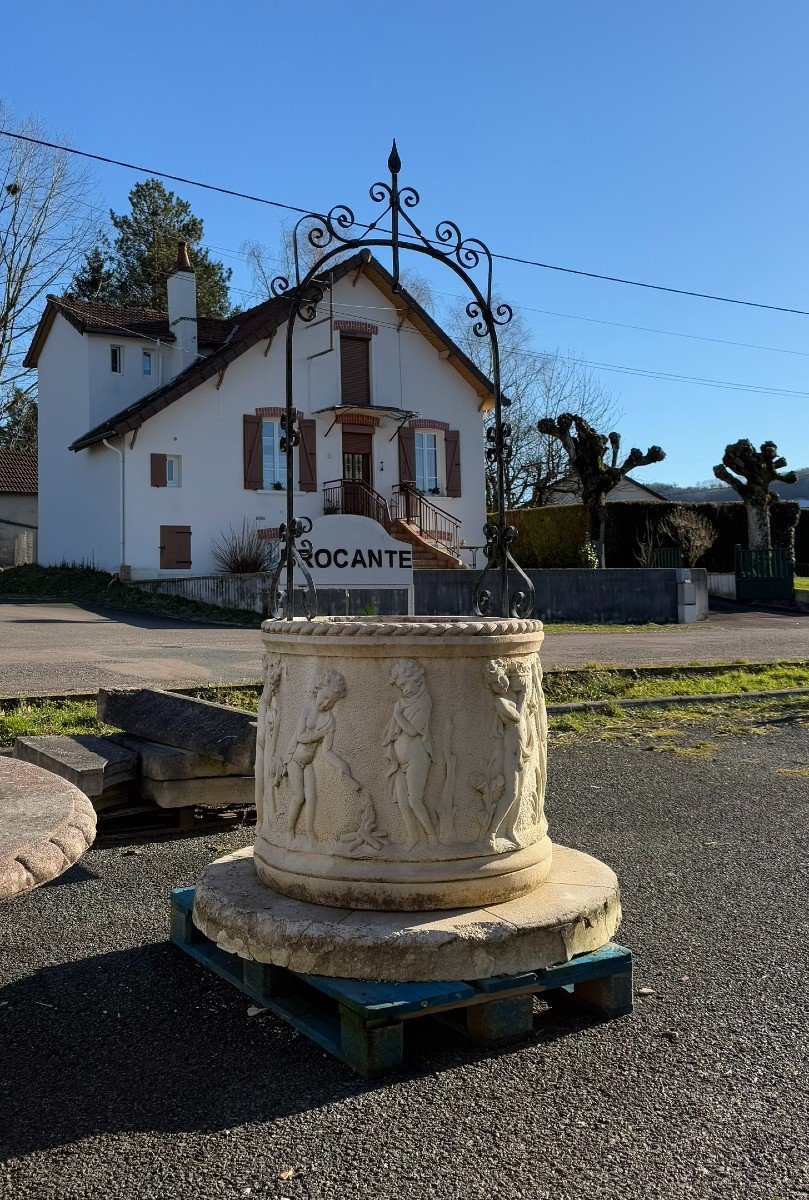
[342,430,373,515]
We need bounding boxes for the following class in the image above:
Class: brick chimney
[167,240,197,367]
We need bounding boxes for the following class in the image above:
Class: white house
[26,247,496,578]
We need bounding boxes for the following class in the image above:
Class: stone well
[252,616,552,910]
[192,615,622,981]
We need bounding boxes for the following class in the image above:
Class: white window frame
[415,431,441,494]
[142,349,153,377]
[110,345,123,374]
[166,454,182,488]
[262,418,287,489]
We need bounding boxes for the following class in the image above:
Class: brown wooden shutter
[398,426,416,484]
[299,419,317,492]
[160,525,191,570]
[150,453,167,487]
[174,526,192,569]
[243,414,262,489]
[340,336,371,406]
[445,430,461,497]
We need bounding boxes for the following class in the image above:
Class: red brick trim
[410,419,449,432]
[255,407,302,419]
[258,527,280,540]
[335,411,379,427]
[334,319,378,337]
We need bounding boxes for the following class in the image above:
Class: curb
[546,687,809,716]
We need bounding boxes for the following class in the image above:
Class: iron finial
[388,139,401,175]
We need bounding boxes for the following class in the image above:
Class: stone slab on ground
[0,758,96,900]
[192,843,621,981]
[97,688,256,773]
[108,733,240,780]
[140,775,254,810]
[13,735,137,798]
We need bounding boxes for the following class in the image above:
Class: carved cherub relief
[383,659,437,848]
[279,669,360,842]
[483,658,532,848]
[255,653,283,829]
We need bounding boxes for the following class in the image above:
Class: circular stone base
[192,844,621,982]
[0,759,97,901]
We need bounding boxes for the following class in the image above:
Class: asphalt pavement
[0,599,808,697]
[1,714,806,1200]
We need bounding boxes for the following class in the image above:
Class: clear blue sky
[4,0,809,484]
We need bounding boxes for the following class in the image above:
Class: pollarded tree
[713,439,797,550]
[538,413,665,566]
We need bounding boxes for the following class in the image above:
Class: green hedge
[508,500,801,571]
[506,506,589,567]
[795,510,809,565]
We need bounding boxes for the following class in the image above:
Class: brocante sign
[291,515,414,589]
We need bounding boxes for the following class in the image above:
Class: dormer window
[142,350,153,376]
[110,345,123,374]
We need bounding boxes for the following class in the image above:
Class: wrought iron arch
[268,141,534,621]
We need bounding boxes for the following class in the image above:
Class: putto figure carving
[384,659,436,848]
[483,658,532,847]
[255,653,283,829]
[280,670,360,841]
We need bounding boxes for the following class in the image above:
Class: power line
[4,127,809,318]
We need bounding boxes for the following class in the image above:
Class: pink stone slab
[0,759,97,900]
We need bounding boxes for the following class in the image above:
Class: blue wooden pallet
[170,886,632,1077]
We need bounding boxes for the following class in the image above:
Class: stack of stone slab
[99,688,257,810]
[13,689,257,818]
[13,735,138,811]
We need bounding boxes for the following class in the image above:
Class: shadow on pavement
[1,941,599,1158]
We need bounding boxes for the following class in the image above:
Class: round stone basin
[253,616,551,910]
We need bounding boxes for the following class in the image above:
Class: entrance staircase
[322,479,464,569]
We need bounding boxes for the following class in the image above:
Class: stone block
[108,734,240,780]
[97,689,256,773]
[13,735,137,798]
[140,775,254,810]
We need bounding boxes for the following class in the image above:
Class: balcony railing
[322,478,392,531]
[391,482,461,557]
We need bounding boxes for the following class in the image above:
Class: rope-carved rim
[260,615,544,638]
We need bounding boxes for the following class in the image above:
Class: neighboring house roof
[0,450,37,494]
[616,476,670,501]
[24,298,233,368]
[62,253,497,452]
[550,473,670,504]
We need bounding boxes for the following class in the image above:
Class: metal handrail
[391,482,461,556]
[322,478,392,531]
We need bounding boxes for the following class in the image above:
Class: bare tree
[0,106,96,410]
[538,414,665,566]
[446,302,617,508]
[713,439,797,550]
[659,509,717,566]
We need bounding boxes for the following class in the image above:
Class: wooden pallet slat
[170,886,633,1077]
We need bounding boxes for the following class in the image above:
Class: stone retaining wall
[133,567,708,625]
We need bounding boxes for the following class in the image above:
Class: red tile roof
[24,298,232,368]
[0,450,37,494]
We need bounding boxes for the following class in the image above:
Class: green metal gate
[734,545,794,602]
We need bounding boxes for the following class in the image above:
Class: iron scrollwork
[268,140,534,620]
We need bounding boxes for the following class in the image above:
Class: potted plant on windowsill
[272,481,284,491]
[429,487,441,496]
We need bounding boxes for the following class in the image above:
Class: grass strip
[2,664,808,749]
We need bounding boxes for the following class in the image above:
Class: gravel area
[1,714,807,1200]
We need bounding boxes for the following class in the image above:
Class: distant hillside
[648,467,809,507]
